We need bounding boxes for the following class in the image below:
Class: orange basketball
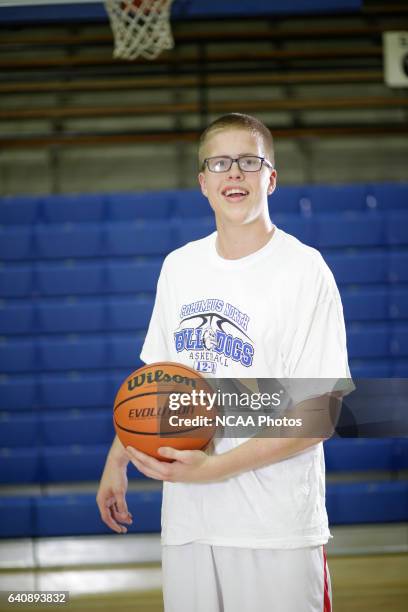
[113,362,217,461]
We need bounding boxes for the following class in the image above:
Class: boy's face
[198,128,276,227]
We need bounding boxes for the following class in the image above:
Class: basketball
[113,362,217,460]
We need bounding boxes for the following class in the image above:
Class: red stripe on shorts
[323,547,331,612]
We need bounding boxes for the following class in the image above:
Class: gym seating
[37,298,106,334]
[326,481,408,525]
[0,447,40,485]
[107,297,154,331]
[386,211,408,246]
[41,409,112,446]
[0,226,32,260]
[36,261,106,296]
[36,223,102,259]
[0,263,34,298]
[106,260,161,294]
[172,189,213,218]
[38,372,114,410]
[0,183,407,540]
[368,183,408,210]
[341,288,388,321]
[106,191,173,220]
[303,184,368,213]
[273,214,314,245]
[175,217,216,247]
[105,220,173,256]
[347,324,390,359]
[269,186,303,214]
[0,195,40,226]
[0,412,39,447]
[0,375,37,411]
[390,251,408,283]
[315,213,384,248]
[0,301,35,335]
[324,251,388,285]
[42,194,106,224]
[34,490,162,537]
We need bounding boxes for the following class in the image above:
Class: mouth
[221,187,249,202]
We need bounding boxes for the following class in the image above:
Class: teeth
[224,189,248,196]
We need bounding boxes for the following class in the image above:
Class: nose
[228,159,244,179]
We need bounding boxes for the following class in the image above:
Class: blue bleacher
[175,217,216,247]
[0,497,34,538]
[105,221,173,256]
[0,195,40,225]
[0,447,40,485]
[36,261,105,296]
[341,288,388,321]
[39,372,114,409]
[386,211,408,246]
[0,226,33,260]
[324,251,388,285]
[303,184,368,213]
[0,301,35,335]
[0,412,39,447]
[347,324,390,359]
[0,375,37,411]
[273,214,314,246]
[326,481,408,525]
[36,223,103,259]
[107,297,154,331]
[106,259,161,294]
[37,298,106,334]
[389,251,408,283]
[0,183,407,539]
[315,213,385,248]
[368,182,408,210]
[107,190,173,220]
[41,409,112,446]
[38,336,108,371]
[0,263,33,298]
[42,193,106,224]
[173,189,213,218]
[269,186,303,214]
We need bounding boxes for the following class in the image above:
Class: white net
[105,0,174,61]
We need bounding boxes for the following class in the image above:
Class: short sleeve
[281,256,351,380]
[140,260,172,364]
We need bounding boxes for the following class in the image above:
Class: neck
[215,217,275,260]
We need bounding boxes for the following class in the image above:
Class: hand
[125,446,219,483]
[96,456,133,534]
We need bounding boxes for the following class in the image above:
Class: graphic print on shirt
[173,298,254,374]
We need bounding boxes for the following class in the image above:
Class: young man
[97,113,351,611]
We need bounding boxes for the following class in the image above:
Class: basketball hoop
[105,0,174,61]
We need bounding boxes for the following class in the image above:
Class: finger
[158,447,194,463]
[100,504,128,534]
[157,446,181,460]
[126,446,169,475]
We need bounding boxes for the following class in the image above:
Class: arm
[96,435,133,533]
[126,393,342,483]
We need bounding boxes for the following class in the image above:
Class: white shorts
[162,543,332,612]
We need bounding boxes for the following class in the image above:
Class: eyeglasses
[202,155,273,173]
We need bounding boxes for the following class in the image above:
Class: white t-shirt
[140,228,351,549]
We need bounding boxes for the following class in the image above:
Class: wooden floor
[1,554,406,612]
[73,554,408,612]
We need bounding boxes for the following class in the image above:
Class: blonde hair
[198,113,275,169]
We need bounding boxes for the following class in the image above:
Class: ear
[267,169,277,196]
[198,171,208,198]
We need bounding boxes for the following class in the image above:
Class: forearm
[106,435,130,468]
[212,436,324,480]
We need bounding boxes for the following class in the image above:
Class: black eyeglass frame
[202,155,274,173]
